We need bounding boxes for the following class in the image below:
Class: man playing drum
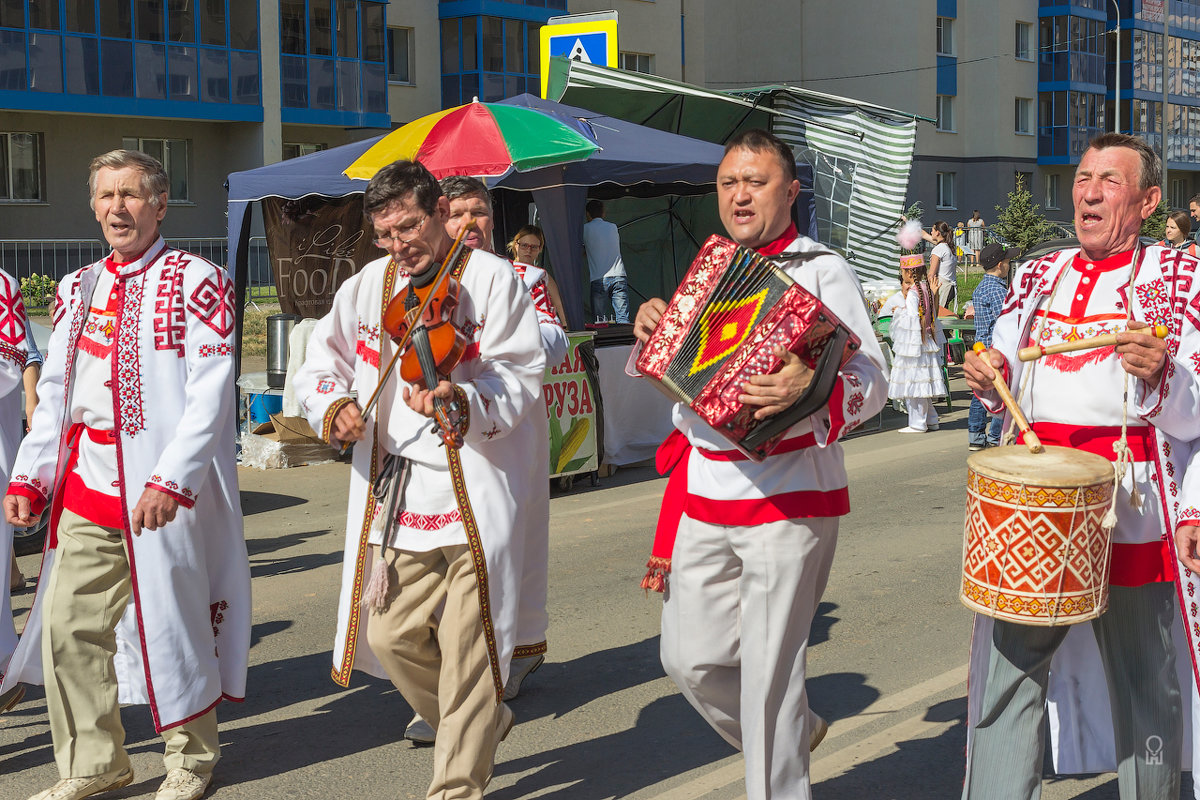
[963,133,1200,798]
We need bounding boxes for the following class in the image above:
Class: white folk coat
[0,239,250,732]
[295,250,545,698]
[0,269,29,670]
[966,244,1200,773]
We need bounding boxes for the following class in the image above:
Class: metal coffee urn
[267,313,300,389]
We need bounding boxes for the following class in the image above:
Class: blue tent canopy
[225,94,815,330]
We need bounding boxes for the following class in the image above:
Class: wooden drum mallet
[971,342,1042,454]
[1017,324,1168,362]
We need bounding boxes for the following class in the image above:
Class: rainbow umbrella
[344,99,600,182]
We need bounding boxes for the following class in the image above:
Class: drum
[961,445,1115,626]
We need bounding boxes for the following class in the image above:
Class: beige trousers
[366,544,507,800]
[42,509,220,778]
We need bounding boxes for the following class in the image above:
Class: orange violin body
[381,273,469,448]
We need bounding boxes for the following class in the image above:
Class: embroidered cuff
[322,396,356,444]
[7,482,46,516]
[145,477,196,509]
[0,341,25,368]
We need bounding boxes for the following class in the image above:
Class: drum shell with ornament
[961,444,1115,626]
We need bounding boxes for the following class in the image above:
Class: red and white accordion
[636,235,861,461]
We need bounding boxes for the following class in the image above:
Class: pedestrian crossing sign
[540,18,618,98]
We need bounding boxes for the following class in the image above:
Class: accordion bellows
[636,235,861,460]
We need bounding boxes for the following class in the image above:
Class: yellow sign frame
[540,19,618,98]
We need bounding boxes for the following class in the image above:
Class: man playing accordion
[633,129,887,800]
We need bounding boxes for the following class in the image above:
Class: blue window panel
[439,1,556,24]
[29,32,61,93]
[168,44,197,101]
[461,72,478,104]
[442,73,460,108]
[200,47,229,103]
[310,58,336,109]
[363,61,386,113]
[281,55,308,107]
[0,29,25,91]
[337,58,360,112]
[232,50,261,105]
[280,107,390,128]
[136,42,167,100]
[0,89,264,121]
[481,71,504,101]
[937,0,956,18]
[937,55,957,96]
[63,35,99,94]
[102,38,134,97]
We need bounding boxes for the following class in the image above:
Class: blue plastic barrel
[248,393,283,424]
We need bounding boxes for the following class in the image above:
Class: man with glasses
[296,161,546,800]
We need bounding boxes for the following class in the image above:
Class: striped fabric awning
[549,58,921,284]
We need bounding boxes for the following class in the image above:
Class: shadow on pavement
[814,696,966,799]
[240,490,307,516]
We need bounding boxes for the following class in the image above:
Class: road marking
[634,663,968,800]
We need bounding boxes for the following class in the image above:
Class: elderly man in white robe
[0,270,30,711]
[295,160,545,800]
[2,149,250,800]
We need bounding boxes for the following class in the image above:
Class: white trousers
[660,514,839,800]
[906,397,938,431]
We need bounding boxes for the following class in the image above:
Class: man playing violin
[295,160,546,800]
[632,129,888,800]
[961,133,1200,799]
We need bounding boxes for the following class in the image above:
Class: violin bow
[354,219,474,431]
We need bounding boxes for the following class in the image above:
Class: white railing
[0,236,275,307]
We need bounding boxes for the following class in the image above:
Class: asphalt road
[1,375,1192,799]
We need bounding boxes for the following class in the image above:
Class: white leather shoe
[503,654,545,700]
[897,426,927,433]
[27,768,134,800]
[154,768,211,800]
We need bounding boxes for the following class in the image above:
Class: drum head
[967,444,1113,488]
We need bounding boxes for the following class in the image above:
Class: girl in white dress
[880,269,947,432]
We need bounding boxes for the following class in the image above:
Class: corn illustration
[555,418,591,473]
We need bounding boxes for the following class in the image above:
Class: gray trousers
[660,515,837,800]
[963,582,1182,800]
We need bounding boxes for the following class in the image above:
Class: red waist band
[68,422,117,446]
[695,433,817,462]
[1018,422,1152,462]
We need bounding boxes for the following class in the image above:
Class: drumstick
[972,342,1043,454]
[1017,324,1168,362]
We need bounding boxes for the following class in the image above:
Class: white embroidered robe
[294,249,545,696]
[0,239,251,732]
[966,244,1200,772]
[0,269,30,669]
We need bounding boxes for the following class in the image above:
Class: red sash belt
[1019,421,1169,586]
[1017,421,1151,462]
[62,422,123,529]
[641,429,820,592]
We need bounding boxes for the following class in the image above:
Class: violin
[353,220,475,450]
[383,269,469,448]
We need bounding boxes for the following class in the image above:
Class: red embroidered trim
[395,508,462,530]
[453,384,470,434]
[513,642,547,658]
[0,341,24,367]
[145,481,196,509]
[356,340,380,368]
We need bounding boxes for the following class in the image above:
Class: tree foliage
[1140,199,1170,240]
[992,175,1055,252]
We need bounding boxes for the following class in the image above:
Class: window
[1015,21,1032,60]
[0,132,43,201]
[1045,173,1060,210]
[936,95,955,132]
[121,136,189,202]
[1171,178,1190,210]
[937,171,956,209]
[936,17,954,56]
[387,26,412,83]
[283,142,326,160]
[619,52,653,74]
[1015,97,1033,134]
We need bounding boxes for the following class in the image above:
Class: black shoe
[968,442,986,452]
